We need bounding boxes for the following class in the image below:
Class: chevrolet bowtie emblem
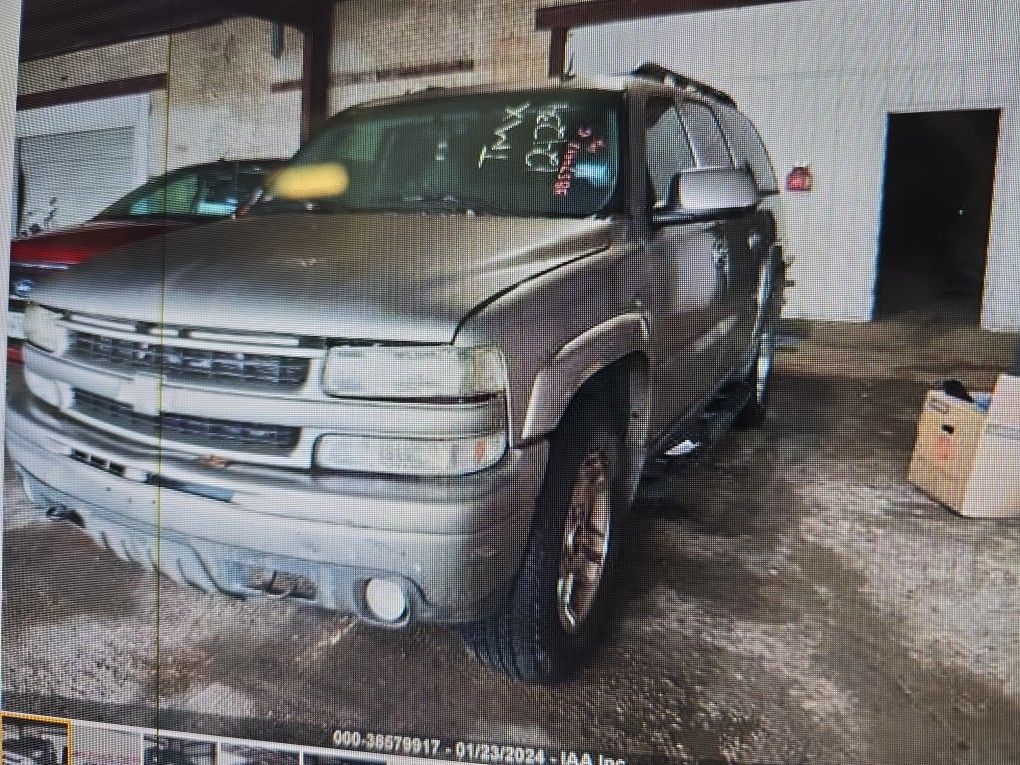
[115,373,162,417]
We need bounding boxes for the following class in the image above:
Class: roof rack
[630,63,737,108]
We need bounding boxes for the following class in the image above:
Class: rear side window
[681,101,733,168]
[715,107,779,194]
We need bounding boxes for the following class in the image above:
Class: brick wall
[328,0,561,108]
[14,1,573,174]
[17,17,304,172]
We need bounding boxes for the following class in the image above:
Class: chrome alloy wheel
[556,451,612,633]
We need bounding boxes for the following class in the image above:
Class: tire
[461,400,628,684]
[735,261,781,429]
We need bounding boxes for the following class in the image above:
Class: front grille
[73,389,300,453]
[69,331,309,388]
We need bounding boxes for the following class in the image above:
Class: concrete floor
[3,320,1019,765]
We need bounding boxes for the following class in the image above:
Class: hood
[11,218,191,266]
[32,213,617,343]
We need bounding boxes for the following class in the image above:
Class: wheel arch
[521,314,651,442]
[521,315,652,499]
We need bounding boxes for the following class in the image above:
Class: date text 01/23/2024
[330,730,626,765]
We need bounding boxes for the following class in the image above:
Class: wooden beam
[16,73,167,110]
[536,0,800,30]
[548,27,568,77]
[212,0,325,29]
[300,3,334,142]
[19,0,336,62]
[272,59,475,94]
[20,0,228,61]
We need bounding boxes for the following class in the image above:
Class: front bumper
[6,391,548,625]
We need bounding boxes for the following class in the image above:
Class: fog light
[364,578,408,623]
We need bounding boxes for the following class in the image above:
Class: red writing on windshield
[553,141,581,196]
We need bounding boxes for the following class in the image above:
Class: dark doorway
[875,109,1000,324]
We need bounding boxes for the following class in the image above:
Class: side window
[715,107,779,194]
[681,101,733,168]
[129,175,199,215]
[747,127,778,193]
[644,99,695,207]
[194,171,263,216]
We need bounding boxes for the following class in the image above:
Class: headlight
[24,304,66,353]
[322,344,506,399]
[315,431,506,476]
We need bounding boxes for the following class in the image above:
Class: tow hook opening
[243,566,317,601]
[45,504,85,528]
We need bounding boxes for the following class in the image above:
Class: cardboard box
[908,374,1020,518]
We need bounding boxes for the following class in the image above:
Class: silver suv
[8,65,785,683]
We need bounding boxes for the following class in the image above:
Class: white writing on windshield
[478,102,530,167]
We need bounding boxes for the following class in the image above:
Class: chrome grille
[69,331,309,388]
[73,389,300,453]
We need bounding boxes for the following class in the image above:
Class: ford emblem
[13,277,35,298]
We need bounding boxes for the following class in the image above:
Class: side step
[638,381,753,496]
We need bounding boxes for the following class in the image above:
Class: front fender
[521,313,650,441]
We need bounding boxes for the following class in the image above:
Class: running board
[639,381,754,490]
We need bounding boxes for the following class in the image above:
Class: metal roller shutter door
[16,124,136,234]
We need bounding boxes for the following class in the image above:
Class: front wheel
[460,403,627,684]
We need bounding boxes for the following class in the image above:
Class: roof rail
[630,63,737,108]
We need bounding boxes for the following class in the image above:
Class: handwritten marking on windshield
[553,141,581,196]
[526,104,570,172]
[478,102,530,167]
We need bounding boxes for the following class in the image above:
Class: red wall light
[786,164,813,192]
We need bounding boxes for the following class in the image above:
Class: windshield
[96,162,273,221]
[263,89,622,217]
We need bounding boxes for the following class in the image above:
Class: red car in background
[7,158,284,362]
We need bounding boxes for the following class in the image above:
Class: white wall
[569,0,1020,330]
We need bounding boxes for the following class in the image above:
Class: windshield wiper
[377,193,508,216]
[252,197,349,215]
[93,213,207,222]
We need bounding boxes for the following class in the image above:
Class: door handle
[748,232,764,251]
[711,237,731,290]
[711,238,729,267]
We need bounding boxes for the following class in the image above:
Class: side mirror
[653,167,760,225]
